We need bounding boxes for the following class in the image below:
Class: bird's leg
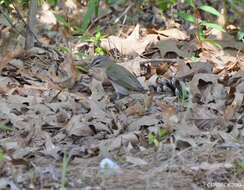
[116,92,121,100]
[109,93,118,103]
[110,92,128,103]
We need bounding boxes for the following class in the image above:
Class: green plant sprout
[75,65,88,72]
[240,160,244,170]
[156,0,176,11]
[56,46,70,54]
[80,0,100,33]
[0,148,3,161]
[61,152,67,190]
[76,26,107,55]
[0,125,13,131]
[177,84,189,105]
[148,133,159,147]
[177,0,226,48]
[191,56,200,62]
[148,128,168,147]
[53,11,106,56]
[0,124,11,162]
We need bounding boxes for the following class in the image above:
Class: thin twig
[1,2,63,58]
[138,58,179,64]
[215,143,244,149]
[11,2,27,26]
[25,0,38,49]
[86,11,113,32]
[11,1,42,45]
[114,2,136,24]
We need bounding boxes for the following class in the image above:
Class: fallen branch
[216,143,244,149]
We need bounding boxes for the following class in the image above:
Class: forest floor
[0,0,244,189]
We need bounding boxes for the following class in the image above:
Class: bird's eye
[91,56,107,67]
[91,60,100,67]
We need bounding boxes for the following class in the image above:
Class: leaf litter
[0,1,244,189]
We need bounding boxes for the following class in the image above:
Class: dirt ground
[0,0,244,189]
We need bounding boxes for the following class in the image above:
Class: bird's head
[88,56,113,70]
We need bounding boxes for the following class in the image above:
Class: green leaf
[0,148,3,161]
[96,32,102,42]
[21,0,28,6]
[0,125,13,131]
[148,134,155,144]
[95,47,104,55]
[76,35,95,42]
[241,160,244,170]
[95,26,101,41]
[76,65,88,72]
[192,56,200,62]
[38,0,44,6]
[177,12,197,24]
[200,22,226,32]
[159,128,167,137]
[185,0,194,8]
[159,2,169,10]
[74,52,90,58]
[1,0,11,6]
[101,34,109,39]
[199,28,205,40]
[73,26,83,33]
[236,30,244,41]
[181,87,188,100]
[138,0,143,4]
[3,10,13,26]
[202,39,222,49]
[95,32,101,41]
[153,139,159,147]
[47,0,57,6]
[199,5,221,17]
[53,13,70,28]
[56,46,70,53]
[94,0,100,17]
[108,0,119,4]
[81,0,96,33]
[61,152,67,190]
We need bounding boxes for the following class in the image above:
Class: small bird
[88,56,146,99]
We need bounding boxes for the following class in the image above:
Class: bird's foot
[110,93,128,103]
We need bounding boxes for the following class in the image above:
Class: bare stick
[11,1,41,46]
[216,143,244,149]
[138,58,179,64]
[25,0,38,49]
[87,11,113,32]
[114,2,136,24]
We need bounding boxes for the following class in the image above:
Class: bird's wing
[106,64,144,91]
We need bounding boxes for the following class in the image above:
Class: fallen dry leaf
[190,73,226,110]
[192,162,233,171]
[1,1,244,189]
[101,24,159,56]
[175,61,213,80]
[154,28,189,40]
[128,114,162,132]
[125,156,148,165]
[156,39,195,58]
[65,115,94,136]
